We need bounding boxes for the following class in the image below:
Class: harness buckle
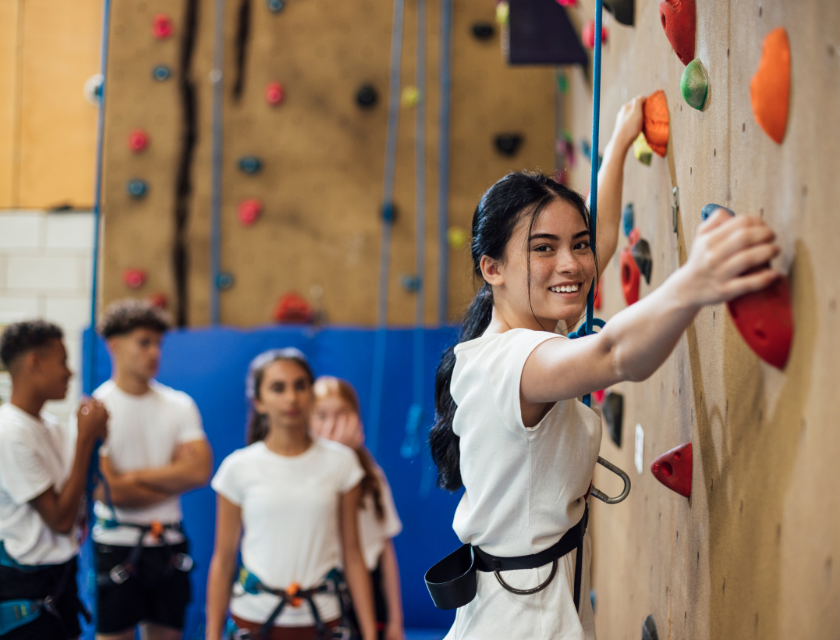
[109,564,130,585]
[174,553,194,572]
[42,595,57,615]
[150,520,164,540]
[286,582,303,607]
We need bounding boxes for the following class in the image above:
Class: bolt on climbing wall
[560,1,840,638]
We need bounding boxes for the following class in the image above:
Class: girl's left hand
[612,95,645,151]
[384,622,406,640]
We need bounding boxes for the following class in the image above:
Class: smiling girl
[428,110,780,638]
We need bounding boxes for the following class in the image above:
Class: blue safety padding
[79,325,461,638]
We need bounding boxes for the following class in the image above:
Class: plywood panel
[0,0,20,208]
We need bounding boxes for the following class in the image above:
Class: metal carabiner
[589,456,631,504]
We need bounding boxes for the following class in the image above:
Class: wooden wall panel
[0,1,19,208]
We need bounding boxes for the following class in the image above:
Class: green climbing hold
[556,71,569,94]
[680,59,709,110]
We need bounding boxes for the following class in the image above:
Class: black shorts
[94,540,192,634]
[0,556,84,640]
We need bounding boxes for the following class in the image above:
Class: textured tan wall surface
[559,1,840,638]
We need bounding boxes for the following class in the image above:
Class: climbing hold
[592,389,605,404]
[593,279,602,310]
[238,156,263,174]
[471,22,495,40]
[620,248,640,305]
[355,85,378,109]
[630,238,652,284]
[495,2,509,26]
[580,140,602,169]
[401,275,422,293]
[659,0,695,65]
[273,292,314,324]
[148,293,167,309]
[122,269,147,289]
[555,0,577,6]
[447,227,469,250]
[216,272,234,290]
[750,27,790,144]
[381,202,396,222]
[152,14,174,40]
[555,71,569,94]
[628,228,640,246]
[582,20,608,49]
[127,130,149,153]
[622,203,634,237]
[265,81,285,105]
[651,442,692,498]
[642,91,669,157]
[126,179,148,199]
[604,0,635,26]
[152,65,172,81]
[632,132,653,166]
[401,86,421,108]
[589,589,596,614]
[237,199,263,226]
[266,0,285,12]
[728,276,793,369]
[642,615,660,640]
[83,74,104,105]
[700,203,734,221]
[494,134,523,157]
[680,58,708,110]
[602,391,623,447]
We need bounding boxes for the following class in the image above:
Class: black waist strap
[425,505,589,611]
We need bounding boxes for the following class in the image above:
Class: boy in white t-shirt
[0,320,108,640]
[91,300,212,640]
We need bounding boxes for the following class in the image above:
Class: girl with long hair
[205,349,377,640]
[427,100,781,639]
[310,377,404,640]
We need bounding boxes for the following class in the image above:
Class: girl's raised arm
[205,494,243,640]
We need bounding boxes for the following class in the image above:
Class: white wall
[0,211,95,422]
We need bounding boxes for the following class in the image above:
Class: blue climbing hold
[238,156,263,174]
[400,275,422,292]
[126,179,148,199]
[266,0,284,12]
[216,272,234,290]
[622,203,634,237]
[381,202,396,222]
[580,140,602,170]
[152,65,171,81]
[701,204,735,221]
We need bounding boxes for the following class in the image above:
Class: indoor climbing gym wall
[98,0,555,327]
[557,1,840,638]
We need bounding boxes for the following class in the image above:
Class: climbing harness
[227,567,356,640]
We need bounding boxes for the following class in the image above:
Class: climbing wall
[99,0,555,327]
[558,1,840,638]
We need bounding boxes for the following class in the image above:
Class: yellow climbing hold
[495,2,509,25]
[401,86,421,108]
[632,132,653,166]
[448,227,469,250]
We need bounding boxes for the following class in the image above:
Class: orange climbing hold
[750,27,790,145]
[642,91,669,157]
[727,275,793,369]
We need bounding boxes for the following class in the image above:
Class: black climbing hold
[507,0,587,65]
[630,239,652,284]
[126,179,148,199]
[471,21,495,40]
[642,615,659,640]
[401,274,422,292]
[622,203,634,237]
[266,0,284,12]
[701,203,735,221]
[152,65,172,81]
[381,202,396,222]
[604,0,635,26]
[602,391,623,447]
[356,85,379,109]
[216,272,235,290]
[494,134,523,157]
[238,156,263,174]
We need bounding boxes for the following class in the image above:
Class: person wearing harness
[206,349,377,640]
[0,320,108,639]
[425,106,782,640]
[311,377,405,640]
[91,300,212,640]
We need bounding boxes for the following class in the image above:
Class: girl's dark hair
[246,348,315,444]
[429,172,593,491]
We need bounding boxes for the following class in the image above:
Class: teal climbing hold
[238,156,262,174]
[126,179,148,199]
[680,59,709,110]
[622,203,634,237]
[216,272,234,290]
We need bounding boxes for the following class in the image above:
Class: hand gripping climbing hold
[680,58,708,110]
[494,134,523,157]
[651,442,692,498]
[620,248,640,306]
[659,0,695,65]
[632,133,653,166]
[265,81,285,105]
[602,391,624,447]
[700,203,734,221]
[750,27,790,144]
[630,239,652,284]
[122,269,147,289]
[238,200,263,226]
[728,276,793,369]
[642,91,669,157]
[127,130,149,153]
[582,20,608,49]
[152,14,174,40]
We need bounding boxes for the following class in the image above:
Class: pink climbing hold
[555,0,578,6]
[582,20,608,49]
[127,130,149,153]
[265,82,285,105]
[122,269,147,289]
[152,14,174,40]
[238,199,263,226]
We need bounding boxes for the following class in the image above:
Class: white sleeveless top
[445,328,602,640]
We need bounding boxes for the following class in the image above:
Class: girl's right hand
[678,208,782,308]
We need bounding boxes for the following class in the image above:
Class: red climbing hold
[750,27,790,145]
[582,20,608,49]
[727,275,793,369]
[620,248,640,306]
[628,228,640,246]
[555,0,577,6]
[651,442,692,498]
[658,0,695,65]
[152,14,174,40]
[273,292,314,324]
[127,130,149,153]
[593,279,602,310]
[148,293,167,309]
[265,81,285,105]
[122,269,147,289]
[238,199,263,226]
[642,91,669,158]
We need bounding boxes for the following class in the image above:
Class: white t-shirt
[91,380,206,546]
[444,329,602,640]
[357,465,402,572]
[0,403,80,565]
[212,438,365,627]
